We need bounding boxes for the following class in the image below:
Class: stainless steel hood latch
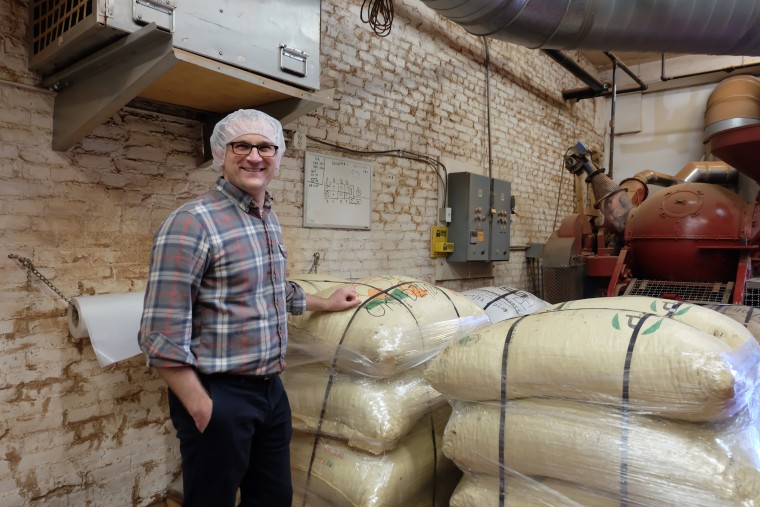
[134,0,176,32]
[280,44,309,77]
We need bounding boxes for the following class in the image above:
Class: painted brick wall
[0,0,604,504]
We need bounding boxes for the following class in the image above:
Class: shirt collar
[215,176,273,213]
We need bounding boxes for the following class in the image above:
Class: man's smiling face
[222,133,278,205]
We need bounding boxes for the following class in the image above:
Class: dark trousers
[168,373,293,507]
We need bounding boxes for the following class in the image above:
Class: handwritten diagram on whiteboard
[304,151,372,229]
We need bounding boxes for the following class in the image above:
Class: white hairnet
[209,109,285,170]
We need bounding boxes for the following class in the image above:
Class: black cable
[437,160,449,208]
[361,0,394,37]
[306,135,447,207]
[483,37,493,180]
[553,147,574,230]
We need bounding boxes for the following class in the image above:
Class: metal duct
[420,0,760,56]
[675,161,738,184]
[619,162,737,205]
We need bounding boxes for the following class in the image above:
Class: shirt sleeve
[138,211,210,368]
[286,281,307,316]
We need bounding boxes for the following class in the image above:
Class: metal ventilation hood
[420,0,760,56]
[31,0,330,151]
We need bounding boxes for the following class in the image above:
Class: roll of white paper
[67,291,145,366]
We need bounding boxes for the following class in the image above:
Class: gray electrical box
[447,172,511,262]
[490,177,512,261]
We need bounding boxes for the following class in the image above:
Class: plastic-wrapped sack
[289,274,353,329]
[291,405,459,507]
[424,307,760,422]
[290,274,351,295]
[282,364,443,454]
[540,296,754,350]
[443,399,760,507]
[288,275,489,376]
[700,303,760,343]
[460,286,549,323]
[450,472,621,507]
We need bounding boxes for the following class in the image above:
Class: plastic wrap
[429,298,760,507]
[425,307,760,422]
[442,398,760,507]
[289,274,353,328]
[291,405,459,507]
[290,273,351,295]
[700,303,760,343]
[289,315,489,376]
[541,296,755,350]
[460,286,550,323]
[282,364,444,454]
[288,275,489,376]
[286,276,487,505]
[450,472,622,507]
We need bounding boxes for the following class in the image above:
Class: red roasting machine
[543,75,760,307]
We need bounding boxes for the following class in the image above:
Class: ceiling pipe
[541,49,607,93]
[562,84,642,101]
[605,52,648,92]
[660,54,760,82]
[420,0,760,56]
[543,50,647,102]
[608,56,617,179]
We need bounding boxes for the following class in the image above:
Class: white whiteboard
[303,151,372,229]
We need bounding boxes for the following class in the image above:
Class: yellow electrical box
[430,226,455,258]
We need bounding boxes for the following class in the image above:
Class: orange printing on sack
[363,284,430,313]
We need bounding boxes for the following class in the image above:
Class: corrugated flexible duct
[420,0,760,55]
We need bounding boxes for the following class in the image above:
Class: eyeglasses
[227,142,278,158]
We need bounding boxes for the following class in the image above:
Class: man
[138,109,360,507]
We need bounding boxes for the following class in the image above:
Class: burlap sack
[461,286,549,323]
[291,405,459,507]
[289,275,488,376]
[288,274,352,330]
[450,472,621,507]
[290,274,351,295]
[424,307,759,421]
[442,399,760,507]
[701,303,760,343]
[541,296,754,350]
[282,364,444,454]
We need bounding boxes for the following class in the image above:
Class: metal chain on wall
[8,253,71,304]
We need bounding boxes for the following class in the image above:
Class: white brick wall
[0,0,603,504]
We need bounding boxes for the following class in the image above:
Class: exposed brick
[0,0,602,504]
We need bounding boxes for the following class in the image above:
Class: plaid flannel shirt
[138,177,306,375]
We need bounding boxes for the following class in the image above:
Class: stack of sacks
[445,400,760,506]
[288,274,352,366]
[288,275,489,376]
[425,295,760,506]
[284,364,442,454]
[460,286,549,323]
[700,303,760,343]
[290,404,460,507]
[285,275,490,507]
